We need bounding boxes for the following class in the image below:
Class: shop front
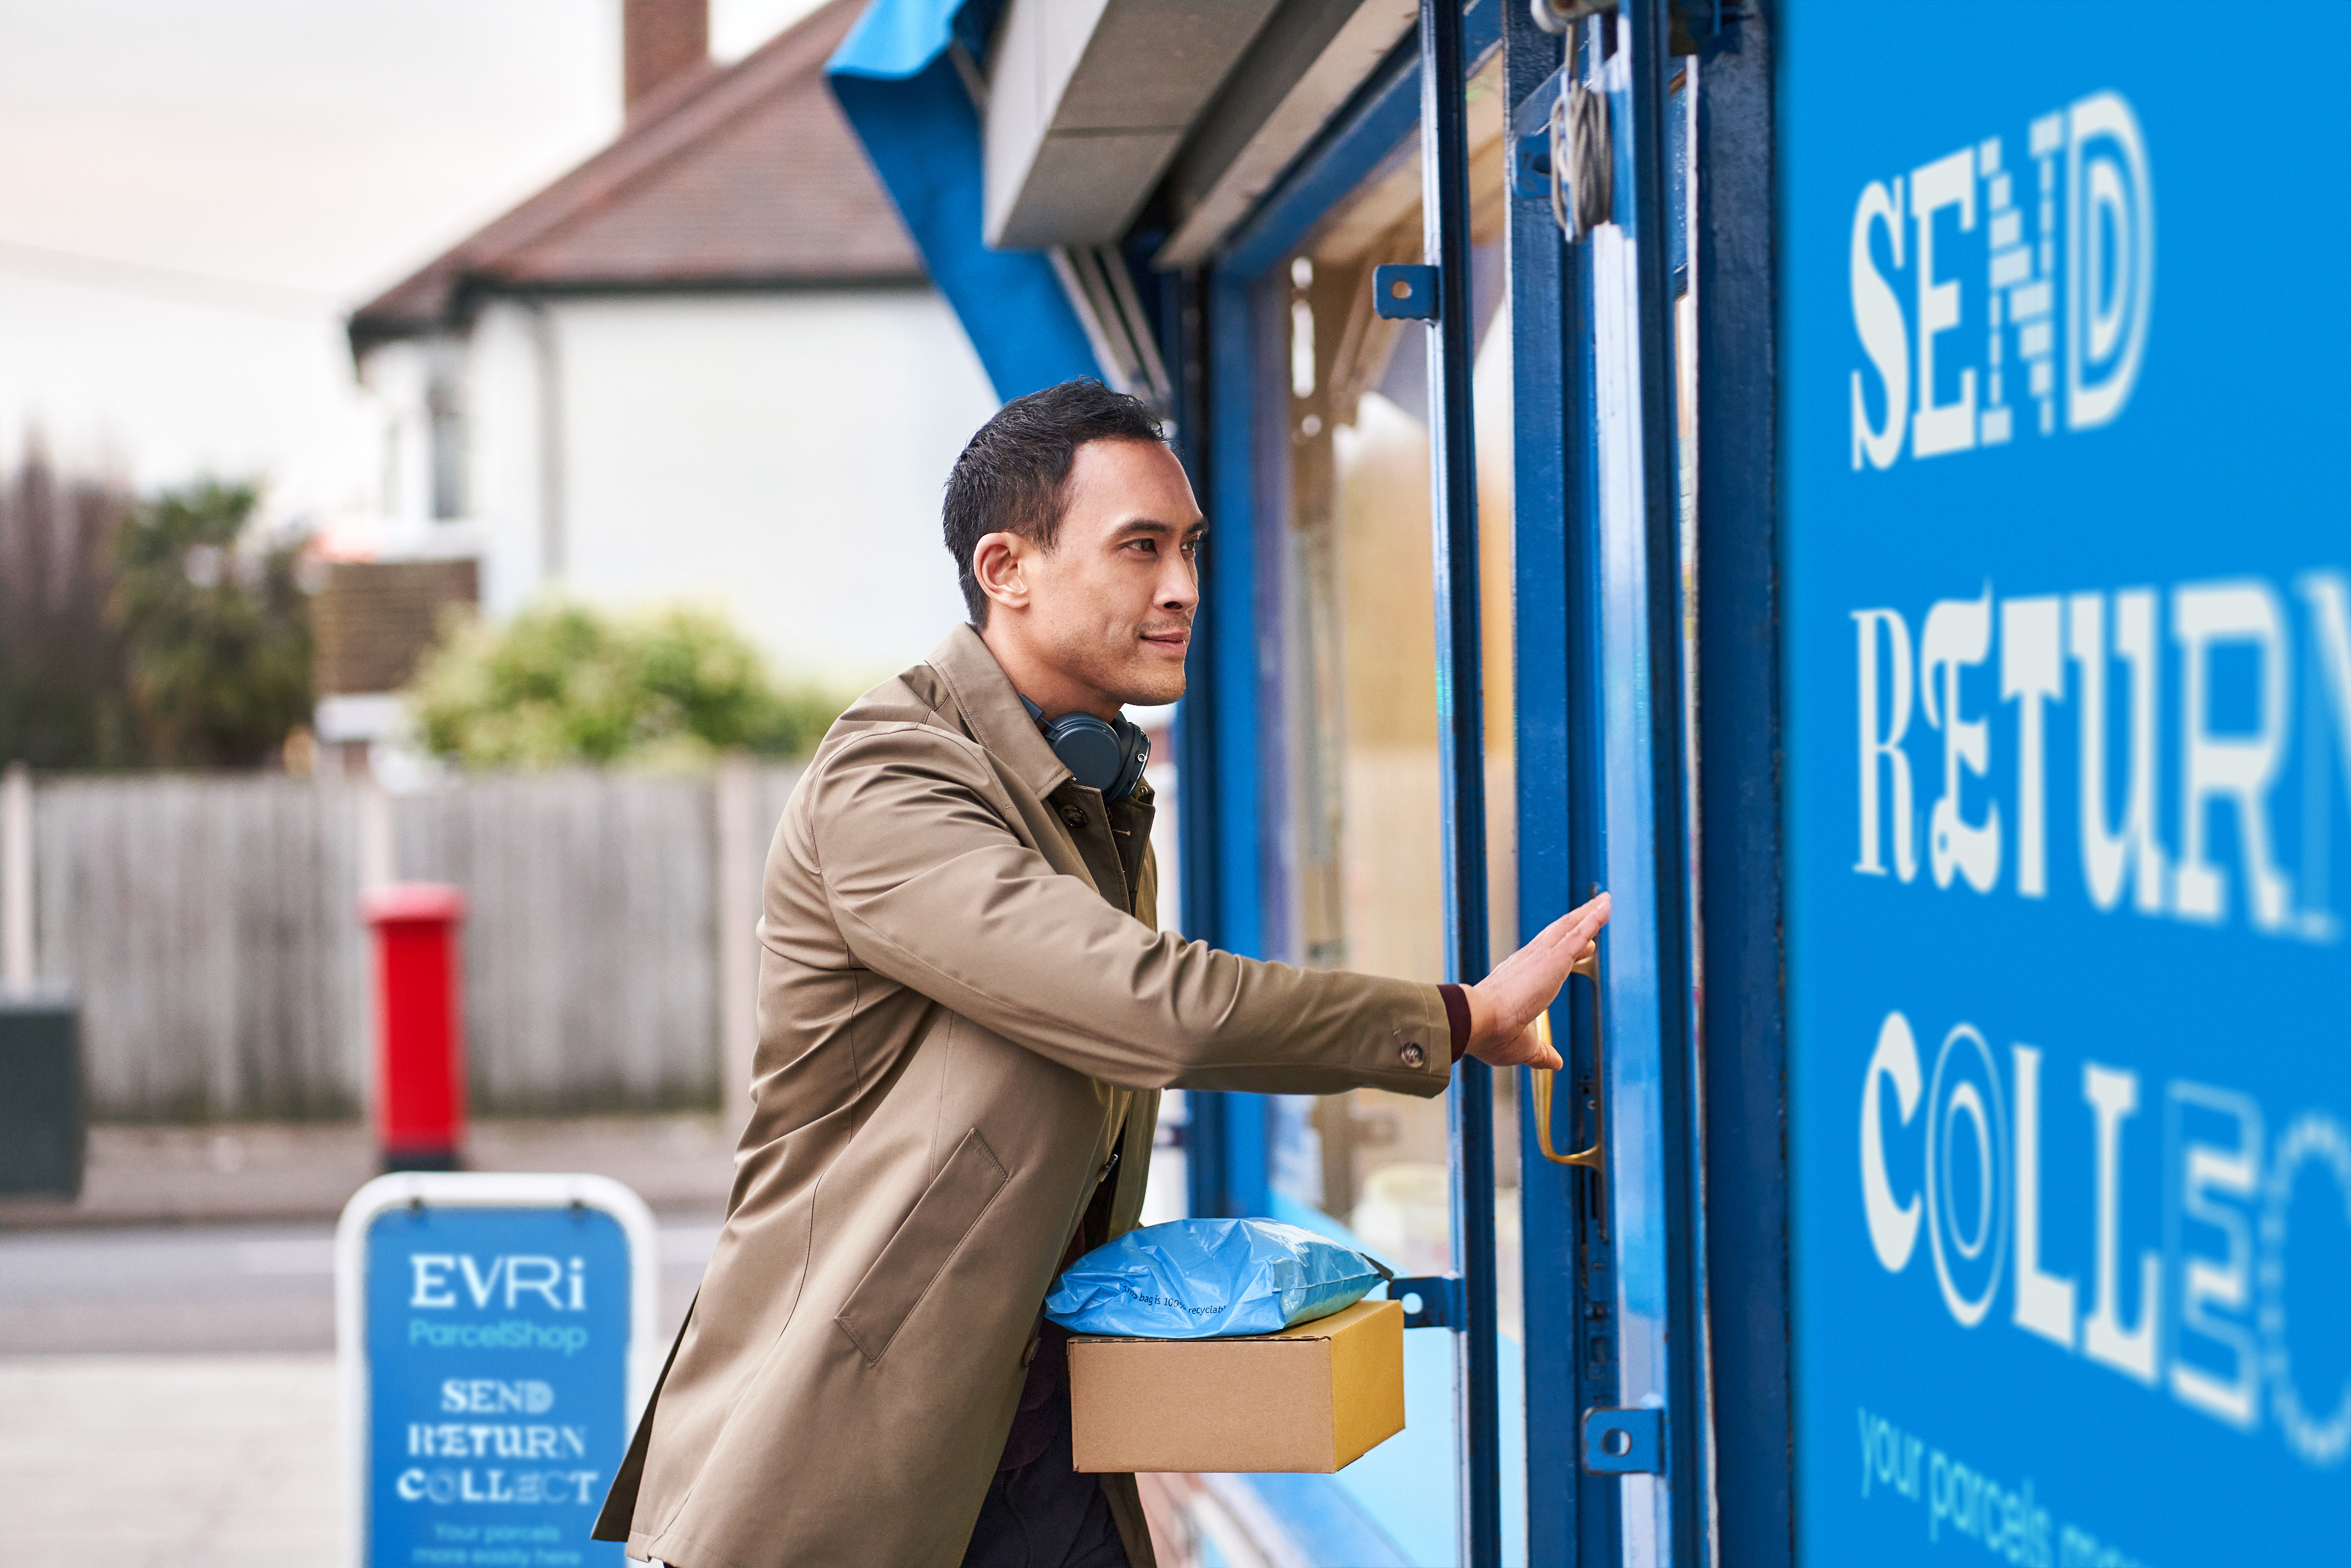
[827,0,2348,1562]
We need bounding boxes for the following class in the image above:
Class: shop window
[1256,55,1526,1339]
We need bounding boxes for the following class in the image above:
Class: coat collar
[923,623,1072,801]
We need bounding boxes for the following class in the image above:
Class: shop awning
[825,0,1103,401]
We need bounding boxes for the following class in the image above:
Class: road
[0,1216,716,1355]
[0,1216,719,1568]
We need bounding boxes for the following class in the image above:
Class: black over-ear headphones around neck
[1020,696,1151,803]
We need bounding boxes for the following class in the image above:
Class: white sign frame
[335,1171,663,1568]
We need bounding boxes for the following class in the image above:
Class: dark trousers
[959,1395,1130,1568]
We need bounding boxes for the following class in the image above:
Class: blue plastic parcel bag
[1044,1218,1390,1339]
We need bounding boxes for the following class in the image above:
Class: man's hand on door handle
[1461,891,1610,1071]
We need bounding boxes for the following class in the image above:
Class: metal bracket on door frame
[1372,263,1441,320]
[1388,1274,1466,1330]
[1581,1405,1665,1474]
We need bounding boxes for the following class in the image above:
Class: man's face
[996,439,1203,709]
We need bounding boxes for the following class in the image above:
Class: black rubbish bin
[0,995,83,1199]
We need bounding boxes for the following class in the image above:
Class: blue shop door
[1781,1,2351,1561]
[1507,2,1712,1562]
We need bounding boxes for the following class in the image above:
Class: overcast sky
[0,0,826,520]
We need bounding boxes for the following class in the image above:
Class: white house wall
[468,299,553,618]
[473,289,996,687]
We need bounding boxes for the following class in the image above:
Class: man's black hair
[943,378,1167,625]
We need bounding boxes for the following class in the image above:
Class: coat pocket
[834,1127,1009,1365]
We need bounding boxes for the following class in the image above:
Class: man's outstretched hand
[1462,892,1610,1070]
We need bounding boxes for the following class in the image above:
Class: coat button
[1060,804,1088,830]
[1400,1042,1426,1068]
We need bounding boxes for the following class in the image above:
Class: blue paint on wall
[1782,3,2351,1560]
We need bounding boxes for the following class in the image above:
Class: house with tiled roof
[343,0,997,694]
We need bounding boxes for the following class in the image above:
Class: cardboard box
[1067,1297,1405,1473]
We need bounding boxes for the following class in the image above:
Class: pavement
[2,1353,344,1568]
[0,1215,720,1357]
[0,1116,731,1568]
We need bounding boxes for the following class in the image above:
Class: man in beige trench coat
[594,380,1609,1568]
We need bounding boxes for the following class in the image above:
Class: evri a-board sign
[337,1173,660,1568]
[1780,1,2348,1562]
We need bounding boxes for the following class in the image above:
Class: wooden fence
[15,764,801,1121]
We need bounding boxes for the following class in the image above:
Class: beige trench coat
[595,624,1454,1568]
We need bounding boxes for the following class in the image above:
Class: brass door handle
[1531,946,1603,1186]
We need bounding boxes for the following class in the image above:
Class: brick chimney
[623,0,709,116]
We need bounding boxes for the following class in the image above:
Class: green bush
[406,599,840,770]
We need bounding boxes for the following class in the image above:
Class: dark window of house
[427,374,467,520]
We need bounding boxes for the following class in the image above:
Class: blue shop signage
[337,1174,659,1568]
[1780,1,2347,1562]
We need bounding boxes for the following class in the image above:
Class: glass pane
[1254,53,1529,1564]
[1135,711,1187,1225]
[1262,55,1517,1232]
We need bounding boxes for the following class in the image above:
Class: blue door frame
[1505,0,1711,1555]
[1499,3,1619,1562]
[1685,12,1791,1566]
[1601,0,1712,1548]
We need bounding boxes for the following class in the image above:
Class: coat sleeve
[805,726,1454,1098]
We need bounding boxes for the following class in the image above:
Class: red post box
[361,883,468,1171]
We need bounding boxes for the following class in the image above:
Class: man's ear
[970,530,1030,615]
